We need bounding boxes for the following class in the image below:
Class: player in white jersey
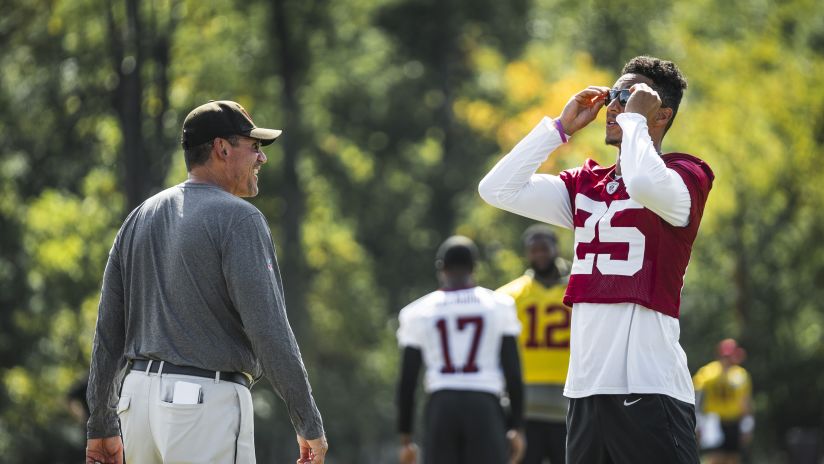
[396,236,525,464]
[479,56,712,463]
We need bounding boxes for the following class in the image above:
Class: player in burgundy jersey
[479,56,713,463]
[396,236,525,464]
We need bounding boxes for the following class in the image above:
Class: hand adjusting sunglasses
[605,89,631,106]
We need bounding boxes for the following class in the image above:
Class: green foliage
[663,1,824,452]
[0,0,822,461]
[0,169,122,461]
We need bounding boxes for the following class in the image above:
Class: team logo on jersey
[606,180,620,195]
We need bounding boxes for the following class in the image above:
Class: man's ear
[654,107,673,128]
[213,138,229,158]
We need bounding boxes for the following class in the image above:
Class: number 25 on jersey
[571,194,646,276]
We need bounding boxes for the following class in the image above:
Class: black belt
[131,359,251,389]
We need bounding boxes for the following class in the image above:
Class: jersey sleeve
[499,297,521,336]
[558,166,582,213]
[665,156,714,229]
[692,363,712,391]
[692,371,705,391]
[496,277,524,299]
[397,307,423,348]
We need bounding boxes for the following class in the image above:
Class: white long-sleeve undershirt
[617,113,691,226]
[478,113,691,227]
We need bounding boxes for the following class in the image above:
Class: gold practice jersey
[498,274,571,385]
[693,361,751,421]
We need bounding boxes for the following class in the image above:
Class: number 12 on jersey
[524,304,570,349]
[435,316,484,374]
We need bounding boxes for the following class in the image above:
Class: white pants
[117,364,256,463]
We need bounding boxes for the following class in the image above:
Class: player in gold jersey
[497,225,570,464]
[693,339,754,464]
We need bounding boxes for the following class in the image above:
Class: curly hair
[622,56,687,131]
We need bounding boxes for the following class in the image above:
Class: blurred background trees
[0,0,822,462]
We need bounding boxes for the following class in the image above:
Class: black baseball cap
[435,235,479,271]
[181,100,282,149]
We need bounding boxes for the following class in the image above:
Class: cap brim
[249,127,283,146]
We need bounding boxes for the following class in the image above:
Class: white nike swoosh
[623,398,642,406]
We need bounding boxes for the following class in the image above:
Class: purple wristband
[554,119,568,143]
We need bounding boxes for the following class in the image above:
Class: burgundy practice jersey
[559,153,714,318]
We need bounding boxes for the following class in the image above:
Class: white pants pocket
[153,376,240,464]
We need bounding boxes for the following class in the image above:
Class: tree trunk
[148,0,178,187]
[271,0,309,336]
[430,0,458,239]
[107,0,176,213]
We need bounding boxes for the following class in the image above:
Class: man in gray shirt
[85,100,328,464]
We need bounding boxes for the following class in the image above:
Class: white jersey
[397,286,521,395]
[479,114,702,404]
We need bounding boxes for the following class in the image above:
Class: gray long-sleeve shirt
[87,181,324,439]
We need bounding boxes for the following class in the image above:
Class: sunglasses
[605,89,631,106]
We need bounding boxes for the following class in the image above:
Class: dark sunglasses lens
[619,90,630,105]
[607,90,630,106]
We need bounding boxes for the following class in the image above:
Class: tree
[105,0,180,211]
[0,0,126,459]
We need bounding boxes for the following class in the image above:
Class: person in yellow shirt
[497,225,570,464]
[693,338,754,464]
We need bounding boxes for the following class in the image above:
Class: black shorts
[424,390,507,464]
[567,394,700,464]
[523,419,566,464]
